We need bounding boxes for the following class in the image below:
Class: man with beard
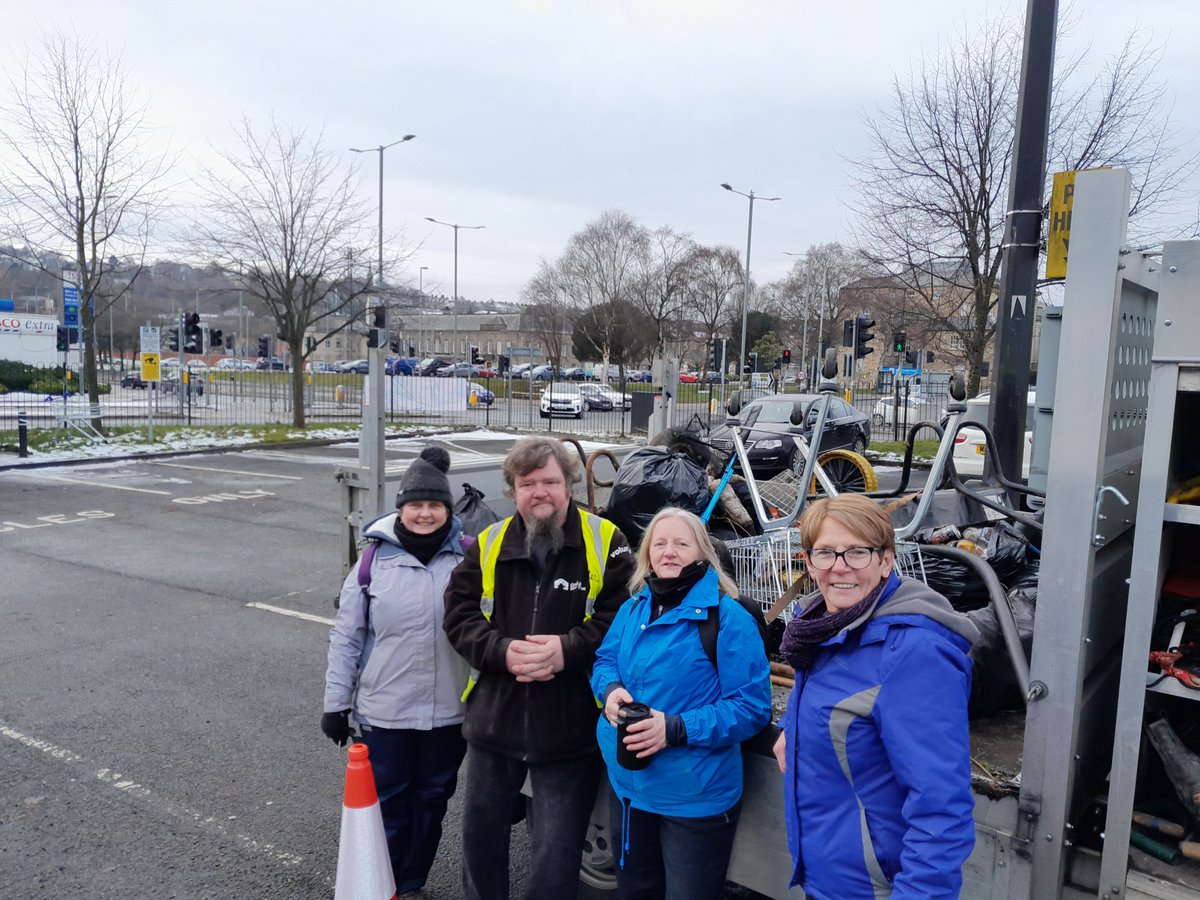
[444,437,634,900]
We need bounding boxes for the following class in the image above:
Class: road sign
[62,284,80,328]
[141,353,161,382]
[1045,170,1076,279]
[140,326,160,354]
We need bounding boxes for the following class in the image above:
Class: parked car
[436,362,480,378]
[306,360,341,374]
[539,384,584,419]
[510,362,534,379]
[217,358,258,371]
[707,393,871,478]
[476,367,498,378]
[951,391,1036,478]
[560,367,589,381]
[529,365,558,381]
[257,357,287,371]
[160,374,205,397]
[383,357,417,376]
[120,372,147,389]
[339,359,369,374]
[678,372,699,384]
[703,372,727,384]
[415,357,452,376]
[468,383,495,407]
[579,383,631,410]
[871,394,927,427]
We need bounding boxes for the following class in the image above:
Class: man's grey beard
[525,513,565,556]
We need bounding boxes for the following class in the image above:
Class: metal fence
[0,362,980,446]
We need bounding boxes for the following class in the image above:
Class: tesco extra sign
[0,317,56,334]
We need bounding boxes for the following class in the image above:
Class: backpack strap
[357,540,380,600]
[698,601,721,672]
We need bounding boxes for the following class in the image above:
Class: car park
[951,391,1035,478]
[539,384,584,418]
[707,393,871,478]
[578,383,631,410]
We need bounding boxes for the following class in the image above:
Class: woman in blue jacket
[591,507,771,900]
[773,494,980,900]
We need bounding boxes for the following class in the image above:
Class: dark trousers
[356,723,467,893]
[461,744,602,900]
[610,795,741,900]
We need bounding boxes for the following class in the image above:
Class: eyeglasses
[805,547,881,570]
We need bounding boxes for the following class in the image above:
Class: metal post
[738,194,755,386]
[17,411,28,457]
[453,225,459,363]
[990,0,1058,478]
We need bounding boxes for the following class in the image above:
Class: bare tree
[851,14,1196,394]
[521,261,573,367]
[0,30,172,429]
[193,116,378,426]
[630,226,696,357]
[684,245,743,377]
[774,243,865,372]
[532,210,650,379]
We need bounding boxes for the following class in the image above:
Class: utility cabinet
[1099,239,1200,898]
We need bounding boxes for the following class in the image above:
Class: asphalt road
[0,436,924,899]
[0,437,570,900]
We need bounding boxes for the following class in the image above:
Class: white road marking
[246,602,335,626]
[149,462,304,480]
[437,439,490,457]
[0,721,305,868]
[9,471,172,495]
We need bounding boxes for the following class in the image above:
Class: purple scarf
[780,578,890,672]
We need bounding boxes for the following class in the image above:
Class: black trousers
[356,723,467,893]
[610,795,741,900]
[460,744,602,900]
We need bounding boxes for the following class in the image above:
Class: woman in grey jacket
[322,446,469,899]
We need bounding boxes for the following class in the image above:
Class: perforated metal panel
[1106,304,1155,456]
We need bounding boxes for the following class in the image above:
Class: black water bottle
[616,702,653,770]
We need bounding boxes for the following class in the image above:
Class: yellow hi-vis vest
[461,508,617,701]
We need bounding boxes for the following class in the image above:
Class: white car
[871,395,926,427]
[539,385,584,419]
[952,391,1035,478]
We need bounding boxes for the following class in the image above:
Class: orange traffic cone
[335,743,397,900]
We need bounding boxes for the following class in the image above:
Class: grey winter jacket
[323,512,470,729]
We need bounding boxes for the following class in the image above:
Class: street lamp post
[721,183,779,385]
[419,266,428,295]
[425,217,485,364]
[349,134,416,291]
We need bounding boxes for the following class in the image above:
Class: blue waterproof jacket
[590,566,772,818]
[781,574,978,900]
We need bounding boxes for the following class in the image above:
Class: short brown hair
[798,494,895,554]
[502,438,581,497]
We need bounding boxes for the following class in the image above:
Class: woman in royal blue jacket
[774,494,980,900]
[591,507,771,900]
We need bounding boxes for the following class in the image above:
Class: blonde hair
[628,508,740,599]
[798,494,896,554]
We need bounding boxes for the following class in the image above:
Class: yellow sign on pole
[141,353,161,383]
[1045,170,1076,280]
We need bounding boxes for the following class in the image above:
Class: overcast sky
[10,1,1200,304]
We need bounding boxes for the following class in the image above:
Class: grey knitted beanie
[395,446,453,508]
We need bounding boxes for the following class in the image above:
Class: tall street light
[349,134,416,290]
[721,183,779,383]
[425,217,485,363]
[419,266,429,294]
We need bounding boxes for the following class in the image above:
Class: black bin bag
[454,482,502,538]
[604,448,712,546]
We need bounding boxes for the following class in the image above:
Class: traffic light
[470,346,482,364]
[498,354,510,374]
[782,348,791,365]
[905,350,920,368]
[743,351,759,373]
[842,320,854,347]
[167,326,180,352]
[854,315,876,360]
[367,306,386,348]
[56,325,69,352]
[184,313,202,353]
[306,335,317,353]
[208,328,224,350]
[892,332,907,353]
[258,335,270,358]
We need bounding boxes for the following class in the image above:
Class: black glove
[321,710,351,747]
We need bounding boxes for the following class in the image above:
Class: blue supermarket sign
[63,282,80,328]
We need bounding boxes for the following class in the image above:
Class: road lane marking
[9,471,172,495]
[246,602,335,626]
[437,439,490,457]
[0,720,305,868]
[150,462,304,480]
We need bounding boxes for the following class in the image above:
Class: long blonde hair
[627,508,740,599]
